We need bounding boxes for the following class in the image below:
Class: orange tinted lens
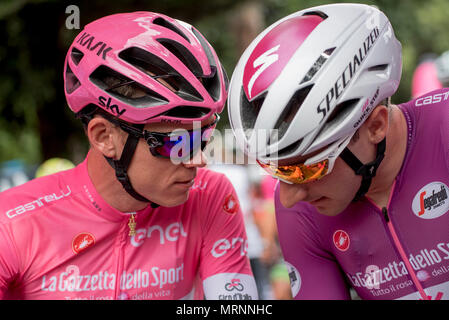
[257,159,329,184]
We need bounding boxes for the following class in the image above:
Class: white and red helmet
[228,3,402,163]
[64,11,228,124]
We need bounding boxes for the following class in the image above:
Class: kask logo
[412,182,449,219]
[333,230,350,252]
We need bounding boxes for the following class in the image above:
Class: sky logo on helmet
[76,32,112,60]
[317,27,380,122]
[412,182,449,219]
[98,96,127,116]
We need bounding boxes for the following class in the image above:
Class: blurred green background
[1,0,448,166]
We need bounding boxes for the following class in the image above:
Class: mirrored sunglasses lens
[258,160,329,184]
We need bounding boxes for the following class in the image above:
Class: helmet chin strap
[339,138,386,202]
[104,129,160,209]
[75,107,160,208]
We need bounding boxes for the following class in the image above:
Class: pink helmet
[411,60,442,98]
[64,11,228,124]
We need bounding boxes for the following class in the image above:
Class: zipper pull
[382,207,390,223]
[128,213,136,237]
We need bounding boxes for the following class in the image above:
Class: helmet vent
[302,11,328,19]
[275,85,313,140]
[156,38,203,77]
[89,65,169,107]
[191,28,216,69]
[368,64,388,72]
[200,66,221,102]
[65,63,81,94]
[191,28,224,102]
[325,98,359,126]
[300,48,335,84]
[154,106,211,119]
[240,89,266,139]
[152,17,190,43]
[275,139,304,158]
[119,47,203,102]
[70,47,84,66]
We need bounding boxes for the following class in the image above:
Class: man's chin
[154,190,190,208]
[313,201,345,216]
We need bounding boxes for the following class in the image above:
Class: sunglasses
[115,113,219,162]
[257,135,353,184]
[257,159,329,184]
[144,114,219,161]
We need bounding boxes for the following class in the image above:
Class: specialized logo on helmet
[76,32,112,60]
[243,15,324,101]
[317,27,380,122]
[247,45,280,100]
[412,182,449,219]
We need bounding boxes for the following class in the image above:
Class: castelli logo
[333,230,350,252]
[72,232,95,254]
[223,194,239,214]
[412,182,449,219]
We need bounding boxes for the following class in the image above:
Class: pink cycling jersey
[0,156,257,300]
[275,88,449,300]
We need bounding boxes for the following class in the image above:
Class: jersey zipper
[381,207,429,300]
[113,214,133,299]
[365,180,429,300]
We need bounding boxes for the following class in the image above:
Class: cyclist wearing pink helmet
[229,3,449,299]
[0,12,257,300]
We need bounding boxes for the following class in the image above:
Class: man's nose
[183,150,207,168]
[279,181,309,208]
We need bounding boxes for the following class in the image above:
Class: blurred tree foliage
[0,0,448,165]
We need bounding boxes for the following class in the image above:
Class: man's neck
[87,149,149,212]
[365,105,408,208]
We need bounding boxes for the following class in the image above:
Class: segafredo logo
[412,182,449,219]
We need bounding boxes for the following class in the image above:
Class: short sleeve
[274,187,351,300]
[0,226,20,299]
[198,171,258,300]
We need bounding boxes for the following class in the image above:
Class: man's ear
[87,116,123,159]
[364,105,389,144]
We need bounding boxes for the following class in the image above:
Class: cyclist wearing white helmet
[229,3,449,299]
[0,12,257,300]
